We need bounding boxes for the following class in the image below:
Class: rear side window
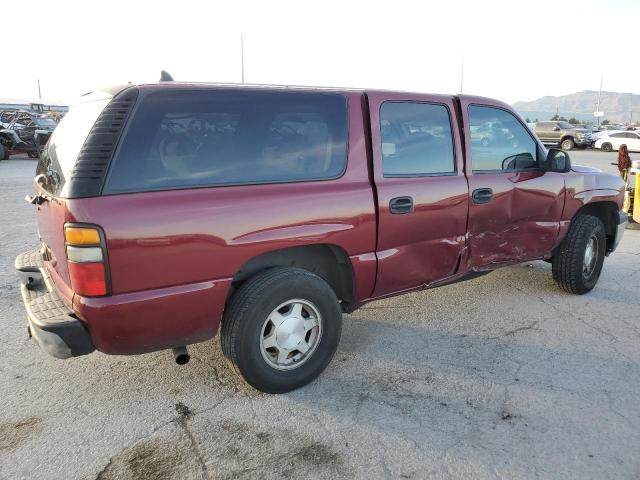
[105,90,348,193]
[36,99,110,196]
[380,102,455,176]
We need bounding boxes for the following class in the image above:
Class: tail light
[64,225,110,297]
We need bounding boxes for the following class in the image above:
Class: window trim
[467,103,543,174]
[102,89,350,196]
[379,100,457,178]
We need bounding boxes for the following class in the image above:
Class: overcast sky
[3,0,638,105]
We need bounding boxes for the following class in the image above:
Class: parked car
[533,121,592,150]
[0,110,17,127]
[15,82,626,393]
[595,131,640,152]
[0,111,56,159]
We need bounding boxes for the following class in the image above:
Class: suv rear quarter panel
[70,90,377,354]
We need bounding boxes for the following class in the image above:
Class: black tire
[561,137,575,151]
[0,143,8,161]
[552,214,606,294]
[221,267,342,393]
[601,142,613,152]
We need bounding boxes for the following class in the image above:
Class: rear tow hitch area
[15,248,95,359]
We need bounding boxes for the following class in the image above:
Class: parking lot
[1,150,639,480]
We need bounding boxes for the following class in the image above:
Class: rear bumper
[15,250,94,359]
[15,249,232,357]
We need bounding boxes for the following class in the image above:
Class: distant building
[0,99,68,113]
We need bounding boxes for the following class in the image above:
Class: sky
[2,0,639,106]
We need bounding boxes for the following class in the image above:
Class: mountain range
[513,90,640,123]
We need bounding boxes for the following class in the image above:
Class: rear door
[33,95,113,300]
[368,92,468,296]
[460,97,565,268]
[609,132,627,150]
[625,132,640,152]
[535,122,552,142]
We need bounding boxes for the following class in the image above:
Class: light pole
[459,54,464,94]
[240,33,245,83]
[596,76,603,129]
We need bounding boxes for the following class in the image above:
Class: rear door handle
[472,188,493,204]
[389,196,414,214]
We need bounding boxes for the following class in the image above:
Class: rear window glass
[380,102,455,176]
[36,98,110,196]
[104,90,348,193]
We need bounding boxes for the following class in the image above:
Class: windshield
[34,117,57,127]
[35,99,110,196]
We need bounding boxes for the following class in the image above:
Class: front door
[368,92,469,296]
[460,98,565,269]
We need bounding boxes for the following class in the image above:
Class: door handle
[472,188,493,204]
[389,196,414,214]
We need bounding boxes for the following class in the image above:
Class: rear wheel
[552,214,606,294]
[221,267,342,393]
[561,137,575,151]
[0,143,8,161]
[601,142,613,152]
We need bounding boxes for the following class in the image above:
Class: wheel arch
[227,244,356,312]
[572,201,619,253]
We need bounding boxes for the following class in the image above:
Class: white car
[594,131,640,152]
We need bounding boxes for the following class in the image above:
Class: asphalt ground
[1,150,638,480]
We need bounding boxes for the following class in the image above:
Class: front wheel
[552,214,606,294]
[561,137,575,151]
[601,142,613,152]
[220,267,342,393]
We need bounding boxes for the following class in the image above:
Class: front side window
[379,102,455,176]
[105,90,348,193]
[611,133,626,138]
[468,105,537,172]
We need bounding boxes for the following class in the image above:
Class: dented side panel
[466,171,565,268]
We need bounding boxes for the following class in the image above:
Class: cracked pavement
[1,150,639,479]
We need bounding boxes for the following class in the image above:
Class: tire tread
[552,214,604,294]
[220,267,340,391]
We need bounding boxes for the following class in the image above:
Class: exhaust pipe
[172,346,190,365]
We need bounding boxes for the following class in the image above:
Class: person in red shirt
[618,144,632,180]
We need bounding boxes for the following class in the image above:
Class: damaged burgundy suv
[16,81,626,393]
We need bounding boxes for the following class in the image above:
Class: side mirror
[553,126,561,131]
[543,148,571,173]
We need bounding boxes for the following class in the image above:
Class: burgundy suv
[16,82,626,393]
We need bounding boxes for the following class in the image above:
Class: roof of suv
[80,82,513,115]
[85,81,504,103]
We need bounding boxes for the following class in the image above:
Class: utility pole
[459,54,464,94]
[37,79,42,100]
[596,76,603,128]
[240,33,245,83]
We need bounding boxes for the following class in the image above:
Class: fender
[552,166,624,250]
